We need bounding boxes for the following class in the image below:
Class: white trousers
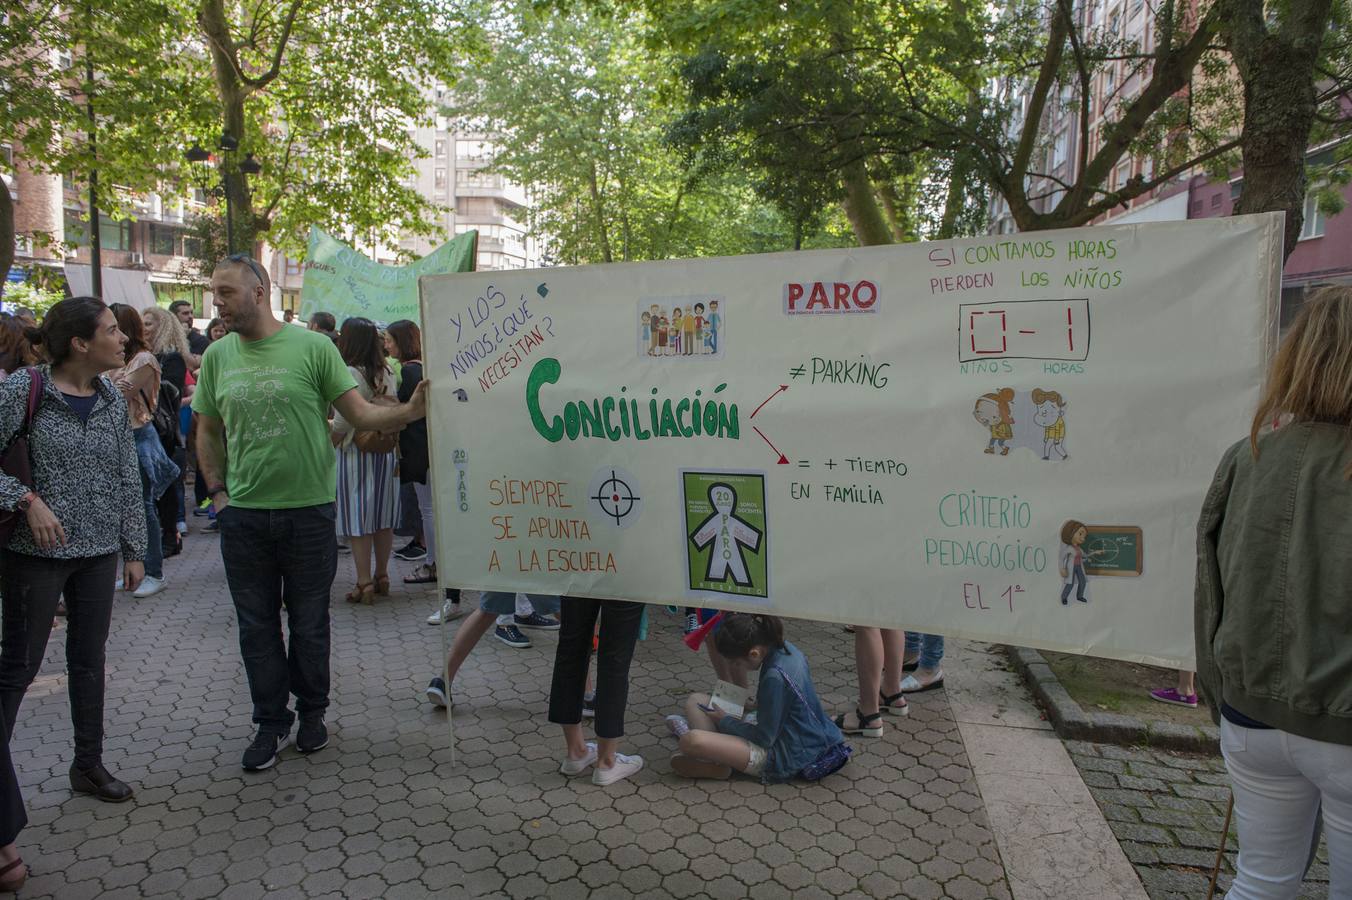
[1221,718,1352,899]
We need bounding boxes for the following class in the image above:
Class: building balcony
[455,185,528,207]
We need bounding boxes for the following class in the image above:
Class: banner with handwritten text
[420,214,1282,667]
[300,227,477,326]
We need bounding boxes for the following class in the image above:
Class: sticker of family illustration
[972,387,1068,459]
[638,297,725,359]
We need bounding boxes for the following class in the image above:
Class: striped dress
[333,365,400,537]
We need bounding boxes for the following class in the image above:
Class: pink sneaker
[1149,688,1198,708]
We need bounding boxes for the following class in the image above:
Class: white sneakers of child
[558,742,645,785]
[559,742,597,776]
[592,754,644,786]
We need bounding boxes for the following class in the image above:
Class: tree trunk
[1222,0,1333,261]
[937,161,967,240]
[0,178,13,301]
[198,0,262,253]
[840,159,894,246]
[876,180,910,242]
[587,162,613,263]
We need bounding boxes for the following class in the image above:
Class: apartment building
[5,141,211,313]
[396,99,545,272]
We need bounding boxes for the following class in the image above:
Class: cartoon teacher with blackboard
[1058,519,1102,605]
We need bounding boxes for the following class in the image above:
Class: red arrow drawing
[753,426,790,465]
[750,384,788,420]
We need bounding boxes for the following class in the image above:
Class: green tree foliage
[1,0,482,289]
[653,0,1350,249]
[190,0,484,262]
[0,0,197,295]
[454,1,849,263]
[654,0,993,245]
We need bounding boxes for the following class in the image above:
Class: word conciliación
[526,358,740,444]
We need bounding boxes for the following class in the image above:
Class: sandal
[0,857,27,892]
[833,708,884,737]
[898,670,945,693]
[375,575,390,596]
[879,690,910,716]
[345,582,374,604]
[403,564,437,585]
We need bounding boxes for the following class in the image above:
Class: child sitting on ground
[667,614,849,782]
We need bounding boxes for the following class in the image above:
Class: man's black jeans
[548,597,644,739]
[0,551,118,844]
[218,503,337,734]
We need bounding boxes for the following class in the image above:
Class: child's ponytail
[713,612,786,659]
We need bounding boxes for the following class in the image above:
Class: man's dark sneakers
[242,729,291,771]
[426,676,449,709]
[494,624,531,648]
[514,612,560,630]
[297,716,329,754]
[394,540,427,561]
[70,763,134,802]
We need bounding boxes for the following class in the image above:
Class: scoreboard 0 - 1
[957,299,1090,362]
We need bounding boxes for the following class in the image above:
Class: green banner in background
[299,227,477,326]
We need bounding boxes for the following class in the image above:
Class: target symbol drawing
[588,467,643,529]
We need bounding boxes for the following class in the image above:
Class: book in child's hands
[709,680,750,719]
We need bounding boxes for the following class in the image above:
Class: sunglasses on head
[224,253,266,285]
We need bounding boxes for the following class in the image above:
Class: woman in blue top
[670,614,847,782]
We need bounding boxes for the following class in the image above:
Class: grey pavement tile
[6,530,1012,899]
[1067,741,1330,899]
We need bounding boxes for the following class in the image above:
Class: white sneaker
[426,600,464,625]
[559,742,597,776]
[132,576,166,598]
[592,753,644,786]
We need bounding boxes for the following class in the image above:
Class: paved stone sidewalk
[1064,741,1330,898]
[10,531,1012,899]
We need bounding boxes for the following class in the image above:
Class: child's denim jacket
[716,642,844,783]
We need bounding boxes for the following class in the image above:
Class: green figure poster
[683,471,769,600]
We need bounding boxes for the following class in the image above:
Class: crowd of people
[0,267,1348,897]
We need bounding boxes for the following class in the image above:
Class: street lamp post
[185,134,262,256]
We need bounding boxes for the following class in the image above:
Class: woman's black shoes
[70,763,134,803]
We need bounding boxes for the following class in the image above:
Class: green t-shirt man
[193,326,357,509]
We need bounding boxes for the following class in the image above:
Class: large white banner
[420,214,1282,667]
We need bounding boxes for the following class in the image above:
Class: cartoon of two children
[973,387,1067,459]
[973,388,1015,455]
[1031,389,1067,460]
